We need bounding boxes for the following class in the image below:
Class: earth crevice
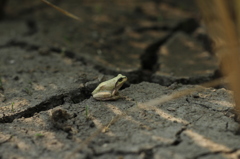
[140,18,201,85]
[0,86,91,123]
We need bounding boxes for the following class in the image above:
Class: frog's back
[92,81,108,94]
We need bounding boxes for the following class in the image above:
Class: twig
[41,0,82,22]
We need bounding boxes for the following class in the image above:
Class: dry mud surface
[0,0,240,159]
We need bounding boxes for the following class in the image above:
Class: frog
[92,74,127,101]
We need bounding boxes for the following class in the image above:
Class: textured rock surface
[0,0,239,159]
[0,0,204,83]
[0,46,102,122]
[152,32,218,86]
[0,82,239,159]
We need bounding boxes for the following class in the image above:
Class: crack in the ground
[94,18,202,84]
[133,25,171,33]
[0,40,87,65]
[140,18,199,72]
[171,126,187,146]
[138,17,217,87]
[0,18,219,124]
[0,17,203,86]
[173,18,199,34]
[140,32,173,72]
[0,94,64,123]
[0,87,91,123]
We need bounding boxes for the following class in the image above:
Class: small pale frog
[92,74,127,101]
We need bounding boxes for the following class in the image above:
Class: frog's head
[114,74,127,91]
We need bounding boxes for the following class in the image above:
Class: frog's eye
[117,77,124,83]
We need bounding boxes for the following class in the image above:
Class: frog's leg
[93,92,123,101]
[93,91,111,100]
[108,92,122,100]
[108,95,121,100]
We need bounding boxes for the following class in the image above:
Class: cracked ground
[0,0,240,159]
